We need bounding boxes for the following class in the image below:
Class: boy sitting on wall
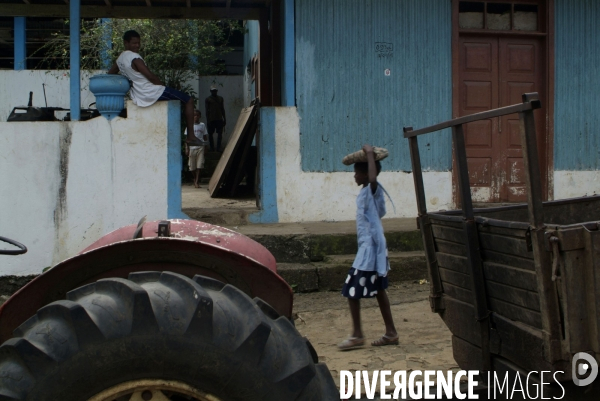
[108,30,200,145]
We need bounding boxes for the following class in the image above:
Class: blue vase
[89,74,130,120]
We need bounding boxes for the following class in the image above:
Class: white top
[185,123,208,149]
[116,50,165,107]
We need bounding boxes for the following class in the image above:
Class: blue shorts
[157,86,191,103]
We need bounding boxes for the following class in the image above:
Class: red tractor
[0,220,337,400]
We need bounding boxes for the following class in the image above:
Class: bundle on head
[342,147,389,166]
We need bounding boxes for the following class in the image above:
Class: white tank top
[116,51,165,107]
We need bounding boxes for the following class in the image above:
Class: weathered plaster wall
[252,107,453,223]
[0,101,184,276]
[554,171,600,199]
[198,75,244,147]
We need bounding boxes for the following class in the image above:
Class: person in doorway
[205,85,226,152]
[338,144,398,351]
[108,30,200,145]
[185,110,208,188]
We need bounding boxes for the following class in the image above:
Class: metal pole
[70,0,81,121]
[14,17,26,70]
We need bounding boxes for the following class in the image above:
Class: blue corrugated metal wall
[555,0,600,170]
[296,0,452,172]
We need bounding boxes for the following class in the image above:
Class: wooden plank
[488,297,542,329]
[439,267,471,290]
[483,262,538,292]
[435,239,467,257]
[486,281,541,311]
[479,232,533,259]
[561,247,593,352]
[227,114,258,196]
[429,216,463,229]
[443,282,473,305]
[408,136,427,214]
[584,229,600,353]
[452,335,484,371]
[476,222,529,239]
[404,98,540,138]
[519,96,562,362]
[431,224,466,245]
[440,295,481,347]
[481,249,535,271]
[492,313,554,373]
[208,105,257,197]
[419,218,445,312]
[0,4,262,19]
[436,252,470,275]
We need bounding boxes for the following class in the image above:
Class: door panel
[499,37,545,202]
[458,35,545,203]
[459,36,498,202]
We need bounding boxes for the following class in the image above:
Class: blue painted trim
[167,101,189,219]
[282,0,295,106]
[69,0,81,121]
[249,107,279,223]
[14,17,26,70]
[100,18,112,70]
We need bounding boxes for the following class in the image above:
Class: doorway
[453,0,552,204]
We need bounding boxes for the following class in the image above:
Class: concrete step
[277,251,428,293]
[185,206,255,226]
[230,219,423,263]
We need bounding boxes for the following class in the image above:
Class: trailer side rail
[404,93,562,371]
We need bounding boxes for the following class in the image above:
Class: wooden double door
[458,35,547,203]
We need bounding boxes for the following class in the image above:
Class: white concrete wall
[554,171,600,199]
[0,101,178,276]
[0,70,102,122]
[198,76,244,147]
[272,108,454,222]
[0,69,200,123]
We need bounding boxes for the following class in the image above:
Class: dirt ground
[293,281,458,395]
[181,184,459,397]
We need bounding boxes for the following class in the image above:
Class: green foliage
[35,18,242,96]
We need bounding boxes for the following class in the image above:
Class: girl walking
[338,144,398,350]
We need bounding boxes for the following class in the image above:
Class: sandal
[338,337,365,351]
[371,335,399,347]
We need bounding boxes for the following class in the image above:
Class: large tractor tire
[0,271,338,401]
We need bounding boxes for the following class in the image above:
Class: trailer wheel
[0,271,337,401]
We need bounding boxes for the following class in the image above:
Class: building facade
[248,0,600,223]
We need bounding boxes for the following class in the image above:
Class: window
[459,1,539,32]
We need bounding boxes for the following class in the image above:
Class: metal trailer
[0,220,337,400]
[404,93,600,399]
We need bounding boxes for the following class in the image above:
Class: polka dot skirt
[341,267,388,299]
